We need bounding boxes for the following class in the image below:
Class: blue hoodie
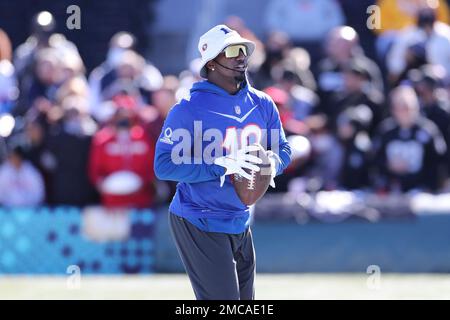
[154,80,291,234]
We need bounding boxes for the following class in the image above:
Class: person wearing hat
[154,25,291,300]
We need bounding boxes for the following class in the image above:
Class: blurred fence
[2,192,450,274]
[157,209,450,273]
[157,192,450,273]
[0,207,155,274]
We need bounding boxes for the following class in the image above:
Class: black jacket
[372,117,447,192]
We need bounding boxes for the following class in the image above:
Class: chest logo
[209,105,258,123]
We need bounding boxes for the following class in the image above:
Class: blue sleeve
[265,96,292,176]
[154,102,225,183]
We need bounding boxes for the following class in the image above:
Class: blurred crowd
[1,0,450,209]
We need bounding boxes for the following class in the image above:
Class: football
[231,144,272,206]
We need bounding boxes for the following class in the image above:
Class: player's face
[214,45,249,80]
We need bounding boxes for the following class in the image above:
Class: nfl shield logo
[234,106,241,115]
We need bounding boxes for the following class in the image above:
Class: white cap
[198,24,255,78]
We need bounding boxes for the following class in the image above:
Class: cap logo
[220,27,231,34]
[202,43,208,51]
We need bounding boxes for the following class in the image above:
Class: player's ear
[207,61,215,72]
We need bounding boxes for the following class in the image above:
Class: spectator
[326,61,385,136]
[42,95,98,206]
[9,97,66,204]
[15,48,63,116]
[336,106,372,190]
[89,97,155,209]
[313,61,382,191]
[99,50,146,100]
[0,144,44,207]
[269,69,322,136]
[411,65,450,181]
[387,7,450,85]
[279,68,319,120]
[373,86,447,193]
[250,31,292,89]
[411,65,450,142]
[281,47,317,91]
[89,32,163,109]
[390,42,428,87]
[317,26,384,113]
[14,11,81,113]
[89,31,136,109]
[264,85,340,190]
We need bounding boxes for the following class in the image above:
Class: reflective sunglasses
[223,44,248,58]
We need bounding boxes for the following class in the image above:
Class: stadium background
[1,0,450,299]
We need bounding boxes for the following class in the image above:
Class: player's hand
[265,150,278,188]
[214,145,262,187]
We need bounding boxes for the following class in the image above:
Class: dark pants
[169,212,255,300]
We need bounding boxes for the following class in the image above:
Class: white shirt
[387,22,450,75]
[0,161,45,207]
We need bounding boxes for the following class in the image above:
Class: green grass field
[1,274,450,299]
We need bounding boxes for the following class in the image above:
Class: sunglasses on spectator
[223,45,248,58]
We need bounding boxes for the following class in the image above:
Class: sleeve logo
[159,127,174,145]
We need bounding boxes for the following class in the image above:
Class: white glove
[214,145,263,187]
[266,150,279,188]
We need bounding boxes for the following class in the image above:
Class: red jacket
[89,125,155,208]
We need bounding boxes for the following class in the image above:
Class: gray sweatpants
[169,212,256,300]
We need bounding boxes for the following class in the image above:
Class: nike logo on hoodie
[208,105,259,123]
